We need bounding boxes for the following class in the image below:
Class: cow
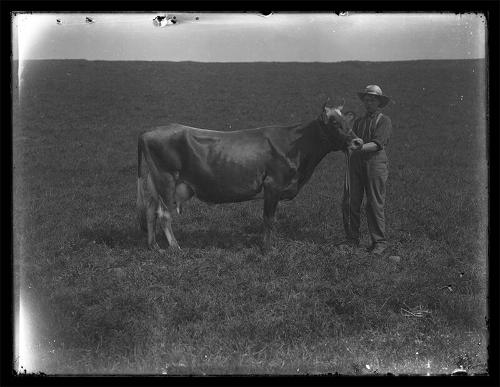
[136,101,363,252]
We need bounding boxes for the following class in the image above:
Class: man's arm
[371,115,392,151]
[356,115,392,153]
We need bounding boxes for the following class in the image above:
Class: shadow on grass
[79,223,261,251]
[174,228,262,250]
[79,224,145,249]
[175,220,329,249]
[79,219,329,251]
[278,218,330,244]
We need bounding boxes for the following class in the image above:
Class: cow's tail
[137,133,178,226]
[136,134,148,232]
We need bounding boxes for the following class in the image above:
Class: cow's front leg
[263,183,280,253]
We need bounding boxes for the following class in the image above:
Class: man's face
[362,95,381,113]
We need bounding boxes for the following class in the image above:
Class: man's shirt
[352,111,392,151]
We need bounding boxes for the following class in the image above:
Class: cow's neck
[292,118,344,187]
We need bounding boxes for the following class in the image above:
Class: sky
[12,12,486,62]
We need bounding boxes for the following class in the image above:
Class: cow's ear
[335,98,345,111]
[322,97,331,111]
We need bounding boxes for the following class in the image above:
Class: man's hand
[357,142,379,153]
[347,137,364,152]
[352,138,363,149]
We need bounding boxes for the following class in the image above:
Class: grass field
[13,59,488,375]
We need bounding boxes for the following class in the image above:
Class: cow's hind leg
[143,173,164,252]
[157,201,181,250]
[146,197,163,252]
[263,178,280,253]
[137,177,148,232]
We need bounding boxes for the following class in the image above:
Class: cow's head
[320,99,363,152]
[321,98,344,125]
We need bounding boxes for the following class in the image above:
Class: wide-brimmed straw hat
[357,85,391,108]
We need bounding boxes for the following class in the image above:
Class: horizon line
[13,58,486,64]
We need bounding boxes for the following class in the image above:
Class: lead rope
[345,149,351,237]
[344,127,356,239]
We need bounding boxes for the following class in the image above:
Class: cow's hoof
[149,243,166,254]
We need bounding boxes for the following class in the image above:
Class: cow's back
[141,124,274,203]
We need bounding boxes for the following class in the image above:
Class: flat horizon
[13,58,486,63]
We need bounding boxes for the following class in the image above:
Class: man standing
[342,85,392,255]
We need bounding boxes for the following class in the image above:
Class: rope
[345,150,351,236]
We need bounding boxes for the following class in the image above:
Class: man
[341,85,392,255]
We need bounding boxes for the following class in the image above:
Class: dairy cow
[137,102,363,252]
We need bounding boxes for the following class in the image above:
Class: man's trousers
[342,151,389,246]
